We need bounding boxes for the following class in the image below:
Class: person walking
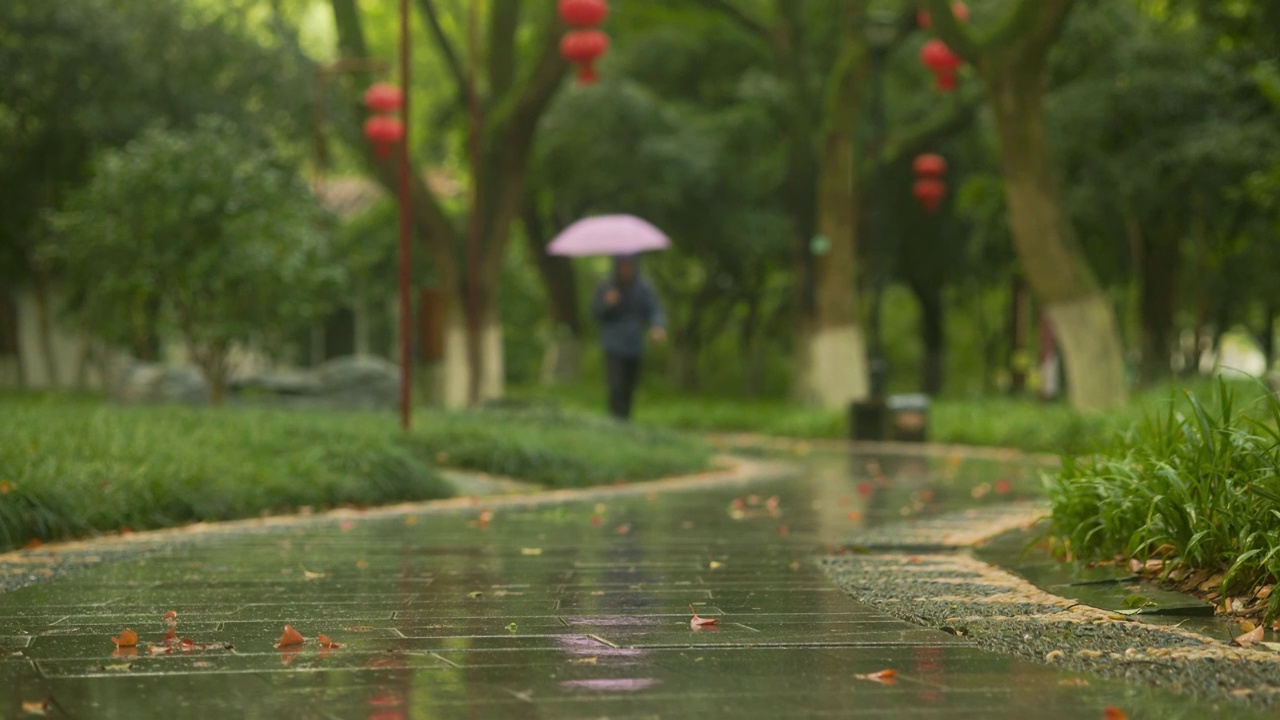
[592,255,665,420]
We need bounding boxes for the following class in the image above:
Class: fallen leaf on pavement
[21,700,51,716]
[1233,624,1264,648]
[275,625,305,648]
[278,645,302,667]
[317,634,342,649]
[1102,708,1129,720]
[855,669,897,685]
[689,605,719,630]
[112,629,138,648]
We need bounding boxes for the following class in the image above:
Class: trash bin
[849,398,888,441]
[886,393,930,442]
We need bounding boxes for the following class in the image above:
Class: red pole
[397,0,413,430]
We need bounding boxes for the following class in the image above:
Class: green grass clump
[0,395,712,550]
[1046,380,1280,619]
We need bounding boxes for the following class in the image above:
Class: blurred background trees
[2,0,1278,413]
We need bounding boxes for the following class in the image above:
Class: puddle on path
[0,450,1258,718]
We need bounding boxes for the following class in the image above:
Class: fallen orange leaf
[855,668,898,685]
[1102,707,1129,720]
[20,699,51,716]
[317,633,343,649]
[112,629,138,648]
[1233,624,1264,648]
[689,604,719,630]
[275,624,305,648]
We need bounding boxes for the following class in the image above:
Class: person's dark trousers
[605,353,642,420]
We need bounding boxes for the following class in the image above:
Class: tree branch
[496,6,567,144]
[416,0,468,102]
[922,0,981,63]
[689,0,770,39]
[488,0,520,98]
[984,0,1075,61]
[882,86,983,166]
[328,0,460,277]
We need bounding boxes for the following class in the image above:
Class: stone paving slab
[0,450,1261,718]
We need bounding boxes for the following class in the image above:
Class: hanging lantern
[913,179,947,213]
[363,116,404,158]
[920,40,963,92]
[558,0,608,27]
[912,153,948,179]
[364,83,404,113]
[560,29,610,84]
[917,2,969,29]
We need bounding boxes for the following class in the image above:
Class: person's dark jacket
[592,276,665,359]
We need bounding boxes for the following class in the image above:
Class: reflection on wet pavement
[0,451,1257,718]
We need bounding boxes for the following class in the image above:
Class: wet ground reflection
[0,450,1258,718]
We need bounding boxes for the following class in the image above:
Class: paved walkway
[0,451,1256,718]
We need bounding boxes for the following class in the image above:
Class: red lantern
[913,154,948,179]
[913,179,947,213]
[364,83,404,113]
[559,0,608,27]
[920,40,963,92]
[561,29,610,84]
[917,2,969,29]
[363,116,404,158]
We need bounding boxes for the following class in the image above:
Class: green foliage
[0,394,712,550]
[1046,380,1280,619]
[0,0,316,285]
[44,118,344,393]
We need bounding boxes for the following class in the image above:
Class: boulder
[111,362,209,405]
[315,355,399,409]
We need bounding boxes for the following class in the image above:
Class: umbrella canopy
[547,214,671,257]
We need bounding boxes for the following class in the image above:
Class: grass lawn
[510,377,1260,455]
[0,395,711,551]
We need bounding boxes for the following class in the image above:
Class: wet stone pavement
[0,451,1261,719]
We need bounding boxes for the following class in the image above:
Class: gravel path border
[823,504,1280,711]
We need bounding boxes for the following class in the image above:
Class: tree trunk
[1135,221,1179,386]
[800,109,868,408]
[441,289,505,409]
[987,69,1127,411]
[32,274,60,389]
[190,339,228,407]
[523,203,583,384]
[1262,306,1276,371]
[914,282,945,395]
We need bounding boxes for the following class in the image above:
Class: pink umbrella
[547,214,671,257]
